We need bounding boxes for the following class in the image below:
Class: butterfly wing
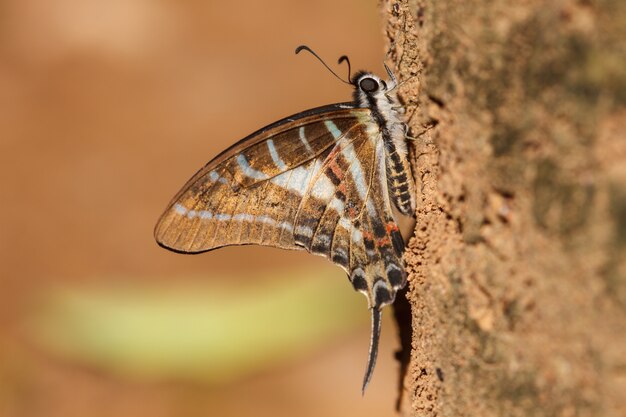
[155,101,409,392]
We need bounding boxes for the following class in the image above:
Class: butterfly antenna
[338,55,352,82]
[362,307,382,395]
[295,45,352,85]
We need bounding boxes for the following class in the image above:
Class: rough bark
[383,0,626,415]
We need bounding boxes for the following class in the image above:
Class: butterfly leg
[403,123,419,141]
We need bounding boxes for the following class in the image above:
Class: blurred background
[0,0,402,416]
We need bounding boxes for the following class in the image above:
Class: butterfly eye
[359,77,379,93]
[380,80,387,90]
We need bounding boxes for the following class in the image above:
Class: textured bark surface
[383,0,626,415]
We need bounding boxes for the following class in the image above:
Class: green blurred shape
[29,269,367,383]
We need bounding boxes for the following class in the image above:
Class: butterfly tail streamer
[362,307,382,394]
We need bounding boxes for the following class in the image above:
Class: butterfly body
[155,64,415,392]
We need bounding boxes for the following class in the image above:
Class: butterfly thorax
[352,72,416,217]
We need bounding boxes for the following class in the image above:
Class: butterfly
[154,46,416,393]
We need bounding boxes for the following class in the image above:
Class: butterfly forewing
[155,105,368,252]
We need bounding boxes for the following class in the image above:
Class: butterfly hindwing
[293,121,406,307]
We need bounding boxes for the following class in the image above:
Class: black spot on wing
[387,265,405,289]
[391,230,404,254]
[325,166,341,186]
[332,251,349,268]
[373,220,386,239]
[294,217,317,248]
[350,269,368,292]
[373,279,393,307]
[311,239,328,255]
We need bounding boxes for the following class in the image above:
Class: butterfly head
[351,71,399,110]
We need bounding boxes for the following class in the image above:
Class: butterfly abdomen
[384,141,416,216]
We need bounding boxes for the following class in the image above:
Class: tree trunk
[384,0,626,415]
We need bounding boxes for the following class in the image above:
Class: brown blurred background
[0,0,403,416]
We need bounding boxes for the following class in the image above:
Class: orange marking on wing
[329,160,344,181]
[376,237,391,247]
[385,222,399,234]
[327,144,343,159]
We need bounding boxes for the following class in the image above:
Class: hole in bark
[417,5,425,27]
[427,94,445,108]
